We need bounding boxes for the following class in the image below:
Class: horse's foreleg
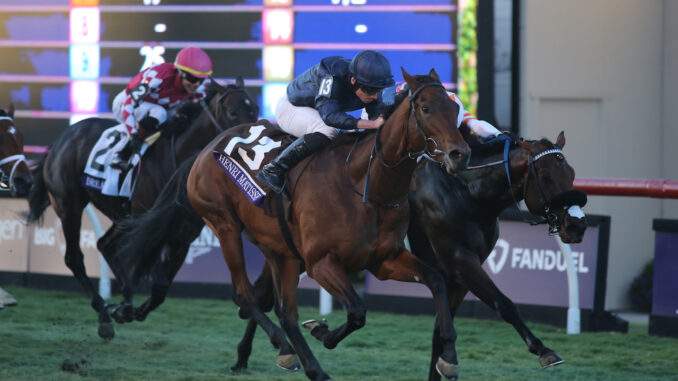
[304,253,366,350]
[60,209,114,339]
[453,246,563,368]
[272,256,330,381]
[429,281,467,381]
[372,249,459,381]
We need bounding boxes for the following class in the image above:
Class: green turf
[0,287,675,381]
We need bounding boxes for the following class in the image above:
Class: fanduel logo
[486,239,589,275]
[0,219,25,245]
[186,226,220,264]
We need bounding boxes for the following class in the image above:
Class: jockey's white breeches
[112,90,169,134]
[274,94,338,139]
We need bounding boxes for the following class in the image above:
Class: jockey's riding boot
[110,133,145,172]
[256,132,331,193]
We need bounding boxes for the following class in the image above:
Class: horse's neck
[174,114,218,160]
[354,106,419,203]
[463,147,529,213]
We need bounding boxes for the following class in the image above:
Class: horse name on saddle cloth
[82,124,150,198]
[212,123,289,207]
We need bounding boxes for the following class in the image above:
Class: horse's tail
[117,153,202,285]
[25,155,50,224]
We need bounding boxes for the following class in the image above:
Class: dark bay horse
[0,104,32,197]
[407,130,588,380]
[123,68,470,380]
[25,79,258,339]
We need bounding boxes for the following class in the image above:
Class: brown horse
[0,104,32,197]
[186,69,470,380]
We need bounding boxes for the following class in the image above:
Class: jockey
[110,46,213,171]
[256,50,395,193]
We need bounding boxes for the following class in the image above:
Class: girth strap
[275,193,304,262]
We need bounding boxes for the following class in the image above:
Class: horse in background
[0,103,32,309]
[406,129,587,380]
[0,104,32,197]
[25,79,258,339]
[123,68,471,380]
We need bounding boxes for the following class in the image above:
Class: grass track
[0,287,676,380]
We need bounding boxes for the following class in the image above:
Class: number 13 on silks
[223,125,281,170]
[318,76,333,97]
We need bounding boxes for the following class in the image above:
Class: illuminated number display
[0,0,457,146]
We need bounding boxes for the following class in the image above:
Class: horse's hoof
[435,357,459,380]
[301,318,328,332]
[237,307,251,320]
[540,351,565,368]
[97,322,115,340]
[109,303,134,323]
[230,361,247,372]
[277,354,300,371]
[302,319,329,341]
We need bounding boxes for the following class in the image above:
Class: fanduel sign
[365,220,600,309]
[486,238,589,275]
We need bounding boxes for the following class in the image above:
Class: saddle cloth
[82,124,154,198]
[212,120,294,206]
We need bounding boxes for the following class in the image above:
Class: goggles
[182,71,205,85]
[358,83,382,95]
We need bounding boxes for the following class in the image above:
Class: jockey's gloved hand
[484,131,516,144]
[138,116,160,132]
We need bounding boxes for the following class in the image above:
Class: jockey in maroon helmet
[110,47,213,171]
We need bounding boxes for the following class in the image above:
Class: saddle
[82,124,161,198]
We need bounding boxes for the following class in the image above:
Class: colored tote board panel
[651,231,678,319]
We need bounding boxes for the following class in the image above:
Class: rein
[359,82,446,206]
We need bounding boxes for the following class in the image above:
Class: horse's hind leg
[453,246,563,368]
[97,225,135,323]
[270,256,330,380]
[206,218,298,372]
[132,243,185,322]
[58,207,114,339]
[231,261,298,372]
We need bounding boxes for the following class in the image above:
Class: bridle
[466,139,586,234]
[352,81,448,207]
[200,86,250,132]
[0,116,28,190]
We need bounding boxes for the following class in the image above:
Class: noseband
[526,148,587,234]
[0,116,28,190]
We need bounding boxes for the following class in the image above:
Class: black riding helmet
[349,50,395,89]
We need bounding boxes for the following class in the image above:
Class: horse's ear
[210,77,227,93]
[428,68,441,83]
[8,103,14,118]
[556,131,566,149]
[401,67,418,90]
[235,76,244,88]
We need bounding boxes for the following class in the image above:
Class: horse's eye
[421,106,430,113]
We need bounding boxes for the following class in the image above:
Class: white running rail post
[556,236,580,334]
[85,204,110,300]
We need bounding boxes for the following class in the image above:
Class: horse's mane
[0,109,9,117]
